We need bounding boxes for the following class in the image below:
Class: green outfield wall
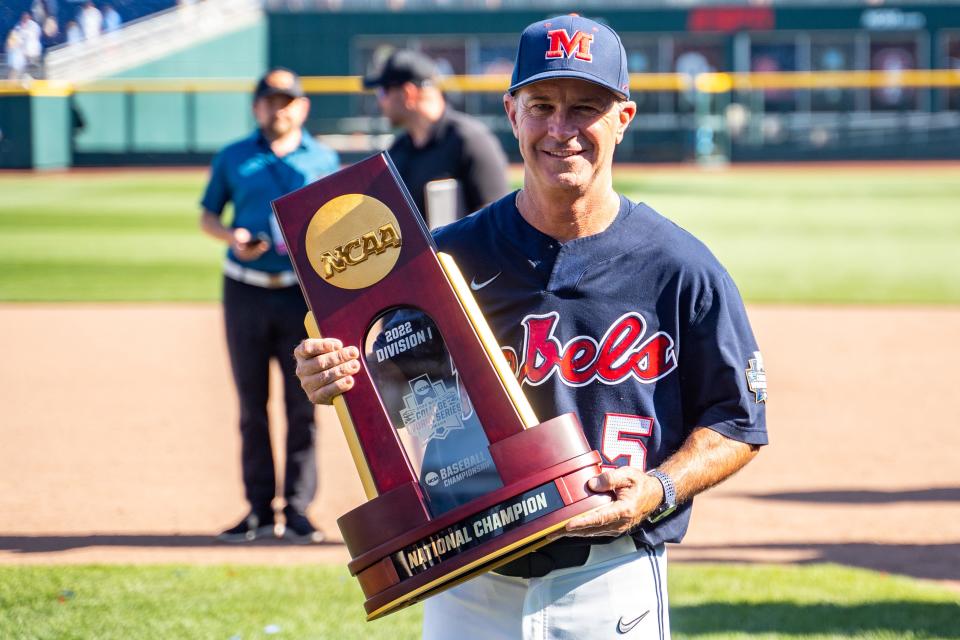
[0,96,32,169]
[0,93,71,170]
[73,21,266,166]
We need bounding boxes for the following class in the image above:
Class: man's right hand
[231,228,270,261]
[294,338,361,405]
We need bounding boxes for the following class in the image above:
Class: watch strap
[646,468,677,523]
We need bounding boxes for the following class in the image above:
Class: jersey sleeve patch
[745,351,767,403]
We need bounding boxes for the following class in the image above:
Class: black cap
[363,50,439,89]
[254,67,305,100]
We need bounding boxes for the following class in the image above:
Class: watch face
[646,504,677,524]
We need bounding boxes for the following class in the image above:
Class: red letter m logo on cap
[545,29,594,62]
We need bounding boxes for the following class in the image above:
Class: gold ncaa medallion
[306,194,403,289]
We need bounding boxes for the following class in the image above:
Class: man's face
[505,79,636,194]
[375,84,411,127]
[253,93,309,140]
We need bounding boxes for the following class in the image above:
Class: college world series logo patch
[399,374,465,441]
[746,351,768,403]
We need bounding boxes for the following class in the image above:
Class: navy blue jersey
[433,191,768,547]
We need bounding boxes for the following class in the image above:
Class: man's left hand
[556,467,665,538]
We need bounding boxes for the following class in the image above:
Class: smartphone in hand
[246,232,271,248]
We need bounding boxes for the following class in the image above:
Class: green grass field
[1,563,957,639]
[2,165,959,639]
[1,166,958,303]
[0,172,219,302]
[615,167,960,304]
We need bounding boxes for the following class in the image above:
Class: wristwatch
[646,469,677,523]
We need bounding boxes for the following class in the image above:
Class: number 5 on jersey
[600,413,654,471]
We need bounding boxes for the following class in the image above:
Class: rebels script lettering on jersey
[502,312,678,387]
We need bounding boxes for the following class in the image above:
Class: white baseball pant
[422,536,670,639]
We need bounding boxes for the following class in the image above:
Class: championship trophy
[271,153,610,620]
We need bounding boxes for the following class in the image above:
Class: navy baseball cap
[509,14,630,100]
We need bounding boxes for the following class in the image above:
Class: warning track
[0,304,957,590]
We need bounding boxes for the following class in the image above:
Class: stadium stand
[1,2,37,45]
[43,0,263,81]
[2,0,176,78]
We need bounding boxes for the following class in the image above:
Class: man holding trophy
[294,15,767,639]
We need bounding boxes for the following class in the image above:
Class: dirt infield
[1,304,958,590]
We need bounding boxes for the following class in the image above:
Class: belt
[494,544,590,578]
[494,536,636,579]
[223,260,298,289]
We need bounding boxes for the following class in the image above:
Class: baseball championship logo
[746,351,768,403]
[399,374,465,442]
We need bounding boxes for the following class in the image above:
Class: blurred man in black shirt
[364,49,509,226]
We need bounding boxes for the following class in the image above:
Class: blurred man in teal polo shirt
[200,67,339,544]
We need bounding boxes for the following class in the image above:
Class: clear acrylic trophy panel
[364,306,504,516]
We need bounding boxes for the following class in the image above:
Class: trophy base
[364,487,608,620]
[337,413,611,620]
